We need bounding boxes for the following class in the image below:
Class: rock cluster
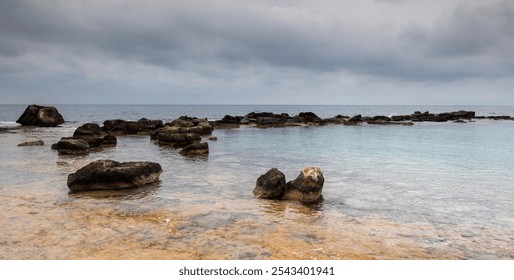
[52,123,117,155]
[253,167,324,202]
[16,105,64,127]
[151,116,211,155]
[67,159,163,192]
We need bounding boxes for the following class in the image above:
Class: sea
[1,104,513,259]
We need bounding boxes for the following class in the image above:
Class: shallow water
[1,105,514,259]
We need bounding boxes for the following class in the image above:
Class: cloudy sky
[1,0,513,104]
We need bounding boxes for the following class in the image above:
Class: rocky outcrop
[103,118,164,135]
[179,142,209,156]
[151,117,211,147]
[16,105,65,127]
[67,159,162,192]
[18,140,44,147]
[54,138,90,155]
[72,123,117,148]
[151,131,201,147]
[253,168,286,199]
[283,167,325,202]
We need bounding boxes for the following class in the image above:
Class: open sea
[1,104,514,259]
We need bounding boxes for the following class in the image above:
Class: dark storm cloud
[0,0,513,103]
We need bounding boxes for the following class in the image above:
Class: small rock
[253,168,286,199]
[283,167,325,202]
[179,142,209,156]
[207,136,218,141]
[18,140,44,147]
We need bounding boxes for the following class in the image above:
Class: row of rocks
[14,105,514,129]
[211,110,489,128]
[253,167,325,202]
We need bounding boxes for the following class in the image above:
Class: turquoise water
[1,105,513,259]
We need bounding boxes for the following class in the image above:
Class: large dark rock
[253,168,286,199]
[179,142,209,156]
[283,167,325,202]
[71,123,116,148]
[67,160,163,192]
[16,105,65,127]
[55,138,90,155]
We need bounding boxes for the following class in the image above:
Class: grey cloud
[0,0,513,86]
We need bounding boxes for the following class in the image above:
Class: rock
[179,142,209,156]
[453,110,475,119]
[256,117,285,127]
[18,140,44,146]
[137,118,163,131]
[454,119,466,123]
[71,123,116,148]
[67,159,162,192]
[16,105,65,127]
[55,138,90,155]
[253,168,286,199]
[207,136,218,141]
[348,115,362,122]
[152,130,201,147]
[164,117,213,135]
[297,112,321,122]
[283,167,324,202]
[102,134,117,145]
[487,115,510,120]
[220,115,240,124]
[103,119,129,134]
[73,123,105,137]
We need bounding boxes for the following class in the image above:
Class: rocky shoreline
[8,104,514,195]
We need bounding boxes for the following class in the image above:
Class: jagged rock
[55,138,90,155]
[253,168,286,199]
[67,159,162,192]
[283,167,325,202]
[179,142,209,156]
[18,140,44,147]
[16,105,65,127]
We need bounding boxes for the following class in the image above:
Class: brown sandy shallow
[2,190,512,260]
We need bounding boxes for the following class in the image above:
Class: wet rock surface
[253,168,286,199]
[67,159,163,192]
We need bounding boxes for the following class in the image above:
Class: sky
[1,0,513,105]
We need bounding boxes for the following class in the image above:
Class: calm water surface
[1,105,513,259]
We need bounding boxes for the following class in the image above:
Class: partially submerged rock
[151,131,201,147]
[16,105,65,127]
[67,159,163,192]
[253,168,286,199]
[55,138,90,155]
[18,140,44,147]
[179,142,209,156]
[283,167,325,202]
